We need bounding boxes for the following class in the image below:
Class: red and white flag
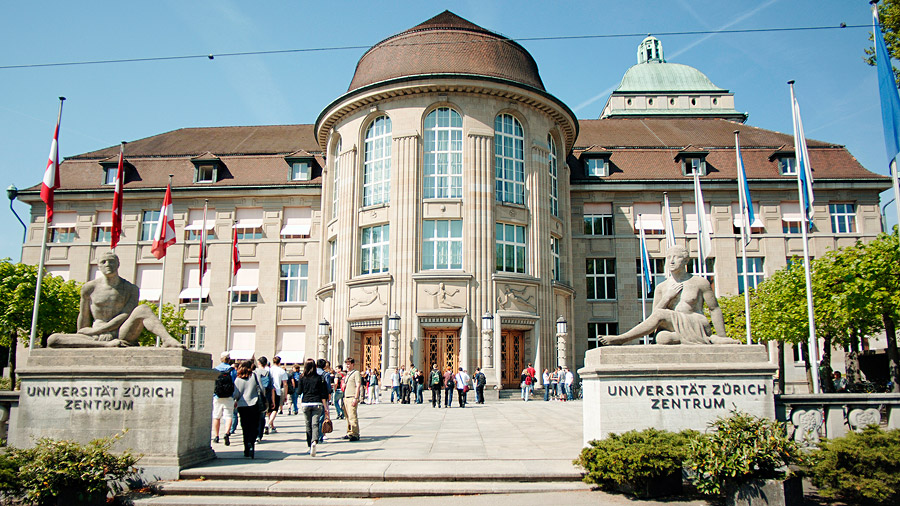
[41,98,65,224]
[232,228,241,275]
[151,183,176,259]
[199,202,209,285]
[110,143,125,248]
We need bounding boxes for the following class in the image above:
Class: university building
[19,12,890,393]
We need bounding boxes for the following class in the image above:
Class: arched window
[332,139,341,220]
[363,116,391,207]
[548,135,559,217]
[423,108,463,199]
[494,114,525,205]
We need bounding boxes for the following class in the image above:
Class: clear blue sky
[0,0,894,261]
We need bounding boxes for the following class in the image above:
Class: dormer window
[676,150,708,176]
[196,164,215,183]
[290,161,311,181]
[779,157,797,175]
[191,152,221,183]
[582,152,611,177]
[103,167,117,185]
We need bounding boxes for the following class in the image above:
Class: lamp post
[7,185,26,245]
[388,312,400,371]
[481,312,494,369]
[556,316,568,368]
[317,319,330,360]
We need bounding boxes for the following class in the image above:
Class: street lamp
[388,313,400,370]
[556,315,568,368]
[7,185,26,244]
[317,319,330,360]
[481,312,494,369]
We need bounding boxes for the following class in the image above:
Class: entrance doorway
[362,331,382,373]
[500,330,525,388]
[423,329,459,373]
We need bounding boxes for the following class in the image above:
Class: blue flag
[875,7,900,165]
[638,217,652,295]
[735,132,754,242]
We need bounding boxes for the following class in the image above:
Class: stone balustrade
[776,393,900,448]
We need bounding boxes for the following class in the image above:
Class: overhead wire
[0,23,867,70]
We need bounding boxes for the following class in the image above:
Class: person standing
[415,369,425,404]
[400,366,411,404]
[549,368,559,401]
[429,364,443,407]
[289,364,302,415]
[390,368,401,403]
[232,360,263,459]
[454,367,470,408]
[565,367,575,400]
[212,352,236,446]
[521,368,533,401]
[473,367,486,404]
[342,357,362,441]
[316,359,334,443]
[333,365,345,419]
[556,366,566,401]
[542,369,551,401]
[267,356,288,433]
[367,368,380,404]
[443,366,455,408]
[299,358,330,457]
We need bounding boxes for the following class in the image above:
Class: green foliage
[717,292,751,343]
[866,0,900,87]
[0,259,81,347]
[9,432,139,505]
[688,410,805,497]
[137,301,187,346]
[574,428,696,497]
[0,448,23,495]
[809,426,900,506]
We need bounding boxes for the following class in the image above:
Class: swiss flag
[232,228,241,275]
[41,99,65,224]
[110,143,125,248]
[151,183,176,259]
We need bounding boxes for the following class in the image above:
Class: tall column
[466,131,495,375]
[530,143,553,374]
[331,145,358,359]
[389,133,419,368]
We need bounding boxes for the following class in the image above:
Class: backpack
[446,375,455,388]
[258,370,271,389]
[214,371,234,398]
[430,370,441,386]
[524,375,533,386]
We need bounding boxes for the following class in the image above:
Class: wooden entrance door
[362,331,382,373]
[500,330,525,388]
[423,330,459,373]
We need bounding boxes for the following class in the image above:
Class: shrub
[9,432,139,505]
[688,410,805,496]
[574,428,696,497]
[809,425,900,506]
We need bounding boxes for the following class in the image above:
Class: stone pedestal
[10,348,218,481]
[579,345,776,444]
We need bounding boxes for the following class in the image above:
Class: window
[185,209,215,241]
[737,257,764,294]
[779,157,797,175]
[548,135,559,217]
[332,139,341,220]
[361,224,389,275]
[687,258,716,289]
[140,210,160,241]
[281,207,312,238]
[93,211,112,242]
[636,258,666,299]
[829,203,856,233]
[231,291,258,303]
[179,264,210,303]
[683,202,713,235]
[363,116,391,207]
[495,223,526,274]
[184,326,205,350]
[584,203,614,235]
[136,264,162,301]
[229,262,259,303]
[195,164,216,183]
[280,263,308,303]
[681,157,706,176]
[234,208,264,240]
[633,203,664,235]
[104,167,117,185]
[494,114,525,205]
[550,236,561,282]
[586,158,608,177]
[586,258,616,300]
[290,161,311,181]
[588,322,618,349]
[329,240,337,283]
[49,212,77,243]
[423,108,463,199]
[780,202,803,234]
[731,202,764,233]
[422,220,462,270]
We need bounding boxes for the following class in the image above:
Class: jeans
[334,389,344,418]
[302,404,323,447]
[391,386,400,402]
[457,388,467,407]
[558,383,566,400]
[476,385,485,404]
[567,384,574,400]
[230,408,240,433]
[521,383,533,401]
[291,392,299,414]
[543,384,550,401]
[416,384,424,403]
[550,381,558,399]
[237,404,260,454]
[444,387,453,407]
[431,387,441,407]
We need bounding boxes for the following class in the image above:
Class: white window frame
[195,164,216,183]
[422,220,462,270]
[140,210,159,241]
[423,107,463,199]
[548,135,559,217]
[588,322,618,349]
[636,257,666,299]
[279,263,308,303]
[329,240,337,283]
[779,157,798,175]
[234,208,264,240]
[681,157,707,176]
[737,257,765,294]
[494,114,525,205]
[584,203,614,236]
[332,140,341,220]
[586,158,608,177]
[363,116,391,207]
[290,161,311,181]
[360,224,389,275]
[495,223,526,274]
[104,167,117,185]
[829,203,856,234]
[185,326,205,350]
[586,258,616,301]
[551,236,561,282]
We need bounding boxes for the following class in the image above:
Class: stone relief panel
[848,407,881,432]
[417,281,467,311]
[496,283,537,313]
[348,284,388,318]
[789,407,823,448]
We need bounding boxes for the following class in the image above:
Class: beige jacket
[344,369,362,400]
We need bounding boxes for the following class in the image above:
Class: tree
[866,0,900,86]
[135,301,188,347]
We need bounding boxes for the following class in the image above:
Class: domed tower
[314,11,578,388]
[601,36,747,122]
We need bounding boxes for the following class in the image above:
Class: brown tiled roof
[572,118,886,181]
[348,11,545,92]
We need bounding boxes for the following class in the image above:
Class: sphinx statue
[602,245,737,345]
[47,251,184,348]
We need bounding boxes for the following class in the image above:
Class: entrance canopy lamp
[388,312,400,332]
[556,315,567,335]
[318,319,330,336]
[482,312,493,333]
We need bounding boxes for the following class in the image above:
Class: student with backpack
[212,352,236,446]
[255,356,273,441]
[429,364,442,408]
[520,367,534,402]
[474,367,486,404]
[442,366,455,408]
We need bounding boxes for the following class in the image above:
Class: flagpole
[30,97,65,350]
[197,199,208,347]
[735,131,752,345]
[156,175,173,346]
[789,81,821,393]
[226,227,236,354]
[692,169,706,277]
[639,214,647,322]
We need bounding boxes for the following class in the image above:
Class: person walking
[232,360,263,459]
[289,364,302,415]
[255,357,273,441]
[316,358,333,443]
[429,364,442,407]
[212,352,236,446]
[520,368,533,401]
[298,358,330,457]
[267,356,288,433]
[443,366,455,408]
[342,357,362,441]
[473,367,486,404]
[542,368,551,401]
[455,367,470,408]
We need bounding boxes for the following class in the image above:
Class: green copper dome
[616,36,725,93]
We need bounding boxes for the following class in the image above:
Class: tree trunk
[7,332,15,389]
[777,341,786,394]
[884,312,900,393]
[820,335,835,393]
[802,342,813,394]
[846,331,862,385]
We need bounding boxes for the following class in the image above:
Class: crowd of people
[519,364,575,402]
[385,364,487,407]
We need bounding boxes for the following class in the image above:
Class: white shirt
[542,372,550,385]
[565,370,574,385]
[270,365,288,396]
[454,371,470,390]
